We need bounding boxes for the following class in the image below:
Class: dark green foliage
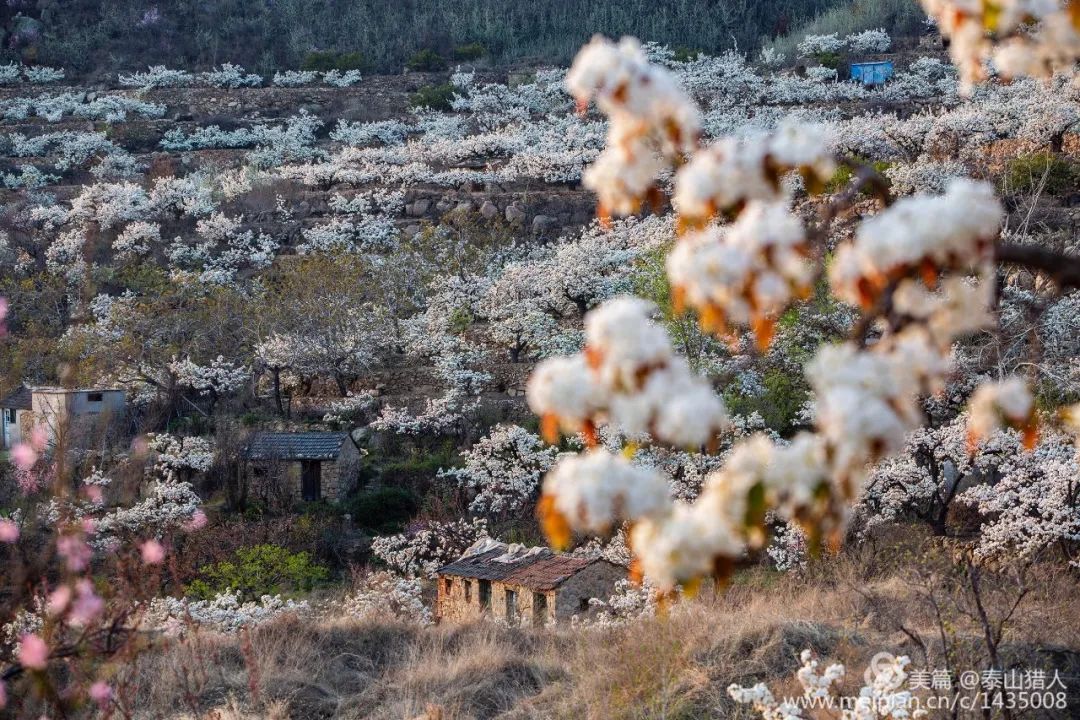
[406,48,448,72]
[301,50,368,72]
[671,47,701,62]
[348,487,420,534]
[1003,152,1080,197]
[12,0,847,75]
[453,43,486,61]
[724,367,810,434]
[815,50,841,68]
[409,83,457,112]
[186,543,329,601]
[825,158,893,194]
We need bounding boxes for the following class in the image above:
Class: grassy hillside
[0,0,852,74]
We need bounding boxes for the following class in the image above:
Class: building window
[3,409,14,424]
[578,598,590,613]
[465,580,472,603]
[87,392,103,403]
[505,589,518,623]
[443,578,453,596]
[533,592,548,625]
[478,579,491,608]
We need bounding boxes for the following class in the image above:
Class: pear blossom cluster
[438,424,559,516]
[527,297,728,449]
[564,36,700,217]
[729,649,926,720]
[146,591,308,636]
[340,572,432,626]
[921,0,1080,90]
[667,201,813,346]
[370,517,489,578]
[829,179,1003,309]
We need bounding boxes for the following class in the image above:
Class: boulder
[532,214,557,233]
[408,198,431,217]
[505,204,526,225]
[479,200,499,220]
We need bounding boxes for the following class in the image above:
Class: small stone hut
[436,540,623,624]
[245,431,360,503]
[1,385,126,449]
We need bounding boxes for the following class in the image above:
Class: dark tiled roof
[438,547,551,582]
[247,432,349,460]
[504,555,600,591]
[438,544,603,590]
[0,386,31,410]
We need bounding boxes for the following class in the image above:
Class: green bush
[671,46,701,62]
[824,158,893,194]
[452,43,486,61]
[724,367,810,434]
[348,487,419,533]
[406,48,447,72]
[301,50,368,72]
[1003,152,1080,196]
[814,50,841,68]
[186,544,329,601]
[409,83,457,111]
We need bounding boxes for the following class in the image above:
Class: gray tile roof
[0,386,32,410]
[246,432,349,460]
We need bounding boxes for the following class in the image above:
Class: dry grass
[123,531,1080,719]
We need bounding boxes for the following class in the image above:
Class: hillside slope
[0,0,853,74]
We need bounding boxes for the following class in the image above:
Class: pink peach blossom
[18,634,48,670]
[140,539,166,565]
[89,681,112,705]
[69,579,104,627]
[57,534,91,571]
[185,509,208,531]
[0,519,17,543]
[47,585,73,616]
[10,443,38,471]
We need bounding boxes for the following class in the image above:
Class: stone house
[1,385,126,449]
[436,540,623,624]
[245,431,360,503]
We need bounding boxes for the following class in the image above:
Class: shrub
[302,50,368,72]
[407,48,447,72]
[671,46,701,63]
[824,158,893,194]
[815,51,841,69]
[348,487,420,533]
[409,83,457,111]
[186,543,329,601]
[1003,152,1080,196]
[452,43,486,61]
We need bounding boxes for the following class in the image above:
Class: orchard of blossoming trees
[3,0,1080,715]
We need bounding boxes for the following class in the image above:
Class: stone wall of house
[436,574,560,626]
[437,576,482,622]
[553,561,623,621]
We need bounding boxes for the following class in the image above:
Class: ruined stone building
[245,431,360,503]
[436,540,623,624]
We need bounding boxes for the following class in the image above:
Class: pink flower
[0,519,17,543]
[18,634,48,670]
[84,484,104,504]
[185,509,208,531]
[10,443,38,471]
[0,678,6,708]
[30,426,48,451]
[81,517,97,535]
[140,539,166,565]
[69,579,103,627]
[47,585,73,616]
[89,681,112,705]
[57,534,91,571]
[0,296,7,338]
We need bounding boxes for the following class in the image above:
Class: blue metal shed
[850,61,894,86]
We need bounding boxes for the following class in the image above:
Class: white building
[1,385,126,449]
